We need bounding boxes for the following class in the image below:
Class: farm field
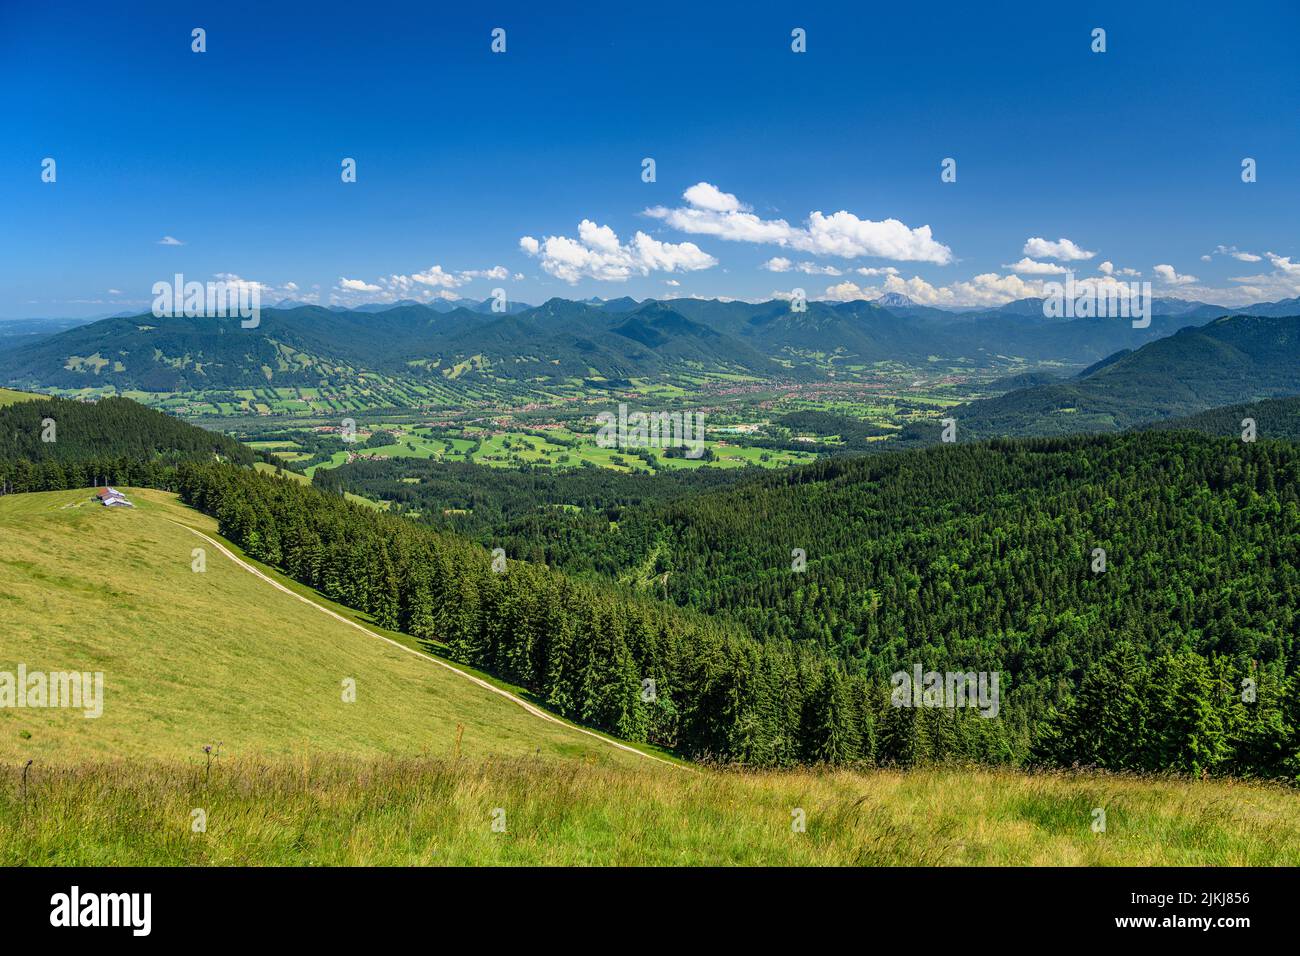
[264,421,821,477]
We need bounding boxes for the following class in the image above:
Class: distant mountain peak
[874,292,916,308]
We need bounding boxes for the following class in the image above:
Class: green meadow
[0,488,630,764]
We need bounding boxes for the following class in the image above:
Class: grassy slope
[252,460,388,509]
[0,487,640,766]
[0,387,44,406]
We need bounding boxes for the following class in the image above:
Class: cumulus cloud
[822,281,869,302]
[1022,237,1095,261]
[1198,252,1300,305]
[813,271,1049,308]
[762,257,840,275]
[331,263,518,304]
[1107,250,1300,307]
[1096,261,1140,277]
[1211,244,1262,262]
[409,265,463,289]
[197,273,316,305]
[460,265,511,280]
[158,236,185,246]
[519,219,717,283]
[644,182,953,264]
[682,181,742,213]
[1004,257,1067,275]
[1266,252,1300,275]
[1153,264,1198,286]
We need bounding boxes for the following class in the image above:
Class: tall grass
[3,757,1296,865]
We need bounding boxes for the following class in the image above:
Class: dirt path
[169,519,681,769]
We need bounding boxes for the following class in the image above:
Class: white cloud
[816,271,1049,308]
[158,236,184,246]
[519,219,717,283]
[1211,244,1263,263]
[855,266,899,277]
[682,181,742,213]
[205,273,315,305]
[1119,250,1300,307]
[460,265,511,280]
[763,257,840,275]
[799,211,952,263]
[664,279,681,287]
[1266,252,1300,275]
[107,288,123,295]
[1022,237,1095,261]
[822,281,868,302]
[331,263,519,305]
[409,265,463,289]
[1004,257,1067,275]
[645,182,953,264]
[1153,264,1198,286]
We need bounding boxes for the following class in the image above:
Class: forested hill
[318,425,1300,777]
[0,394,253,491]
[1144,395,1300,442]
[175,443,1299,777]
[905,314,1300,440]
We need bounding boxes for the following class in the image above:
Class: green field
[252,461,389,509]
[4,757,1297,865]
[292,422,819,476]
[0,387,44,406]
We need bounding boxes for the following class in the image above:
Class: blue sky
[2,0,1298,317]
